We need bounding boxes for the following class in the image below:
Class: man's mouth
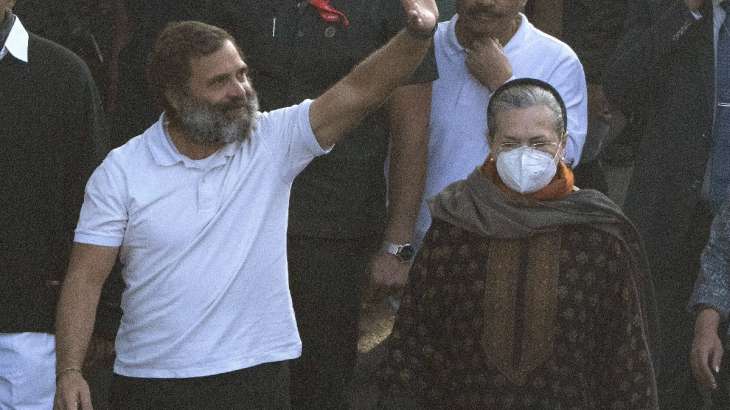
[467,8,498,21]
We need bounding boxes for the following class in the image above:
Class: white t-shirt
[415,14,588,247]
[75,100,327,378]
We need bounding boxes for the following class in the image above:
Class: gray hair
[486,84,565,143]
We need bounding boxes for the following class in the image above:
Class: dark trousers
[287,235,377,410]
[108,361,290,409]
[654,203,714,409]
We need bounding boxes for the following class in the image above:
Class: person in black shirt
[0,1,107,407]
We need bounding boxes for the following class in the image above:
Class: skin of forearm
[695,307,722,336]
[385,84,431,243]
[55,273,105,372]
[311,30,432,147]
[55,245,117,372]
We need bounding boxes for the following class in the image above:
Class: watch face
[397,245,415,261]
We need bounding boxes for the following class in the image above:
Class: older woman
[378,79,659,409]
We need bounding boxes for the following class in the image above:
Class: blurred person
[377,79,658,409]
[690,197,730,407]
[52,2,439,407]
[605,0,729,406]
[526,0,631,193]
[210,2,437,407]
[0,0,108,408]
[561,0,629,193]
[408,0,588,249]
[14,0,118,103]
[525,0,562,37]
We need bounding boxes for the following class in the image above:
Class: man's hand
[400,0,439,37]
[370,252,411,289]
[691,308,724,391]
[686,0,704,11]
[366,252,411,306]
[54,371,93,410]
[465,38,512,91]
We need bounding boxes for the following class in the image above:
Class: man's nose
[228,78,249,99]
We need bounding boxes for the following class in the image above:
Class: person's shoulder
[103,128,155,171]
[28,33,87,70]
[27,33,96,88]
[523,20,581,64]
[250,100,312,138]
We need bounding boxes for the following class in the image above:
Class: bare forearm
[385,84,431,243]
[311,30,433,148]
[55,244,118,373]
[55,276,103,372]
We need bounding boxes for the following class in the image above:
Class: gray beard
[172,92,259,146]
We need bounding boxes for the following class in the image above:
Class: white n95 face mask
[496,146,559,194]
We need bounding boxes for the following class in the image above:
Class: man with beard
[52,1,439,407]
[404,0,587,250]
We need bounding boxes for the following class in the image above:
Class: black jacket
[604,0,715,270]
[0,28,108,333]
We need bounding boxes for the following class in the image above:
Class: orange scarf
[480,156,574,201]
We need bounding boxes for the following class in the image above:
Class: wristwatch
[382,241,415,263]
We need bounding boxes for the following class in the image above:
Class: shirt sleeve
[255,99,331,183]
[689,200,730,319]
[552,54,588,167]
[74,156,128,247]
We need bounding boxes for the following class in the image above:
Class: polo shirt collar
[148,113,239,169]
[443,12,528,58]
[0,15,29,63]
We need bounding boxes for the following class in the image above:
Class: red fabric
[309,0,350,27]
[480,156,575,201]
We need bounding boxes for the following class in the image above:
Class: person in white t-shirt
[417,0,588,245]
[375,2,587,291]
[53,2,438,407]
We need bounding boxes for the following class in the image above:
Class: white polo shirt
[415,13,588,247]
[75,100,327,378]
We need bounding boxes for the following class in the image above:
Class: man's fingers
[692,351,713,389]
[80,387,93,410]
[400,0,438,33]
[712,346,724,373]
[692,344,717,390]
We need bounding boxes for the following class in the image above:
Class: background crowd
[3,0,730,409]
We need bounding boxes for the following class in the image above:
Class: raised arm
[309,0,438,148]
[54,243,119,410]
[371,83,432,288]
